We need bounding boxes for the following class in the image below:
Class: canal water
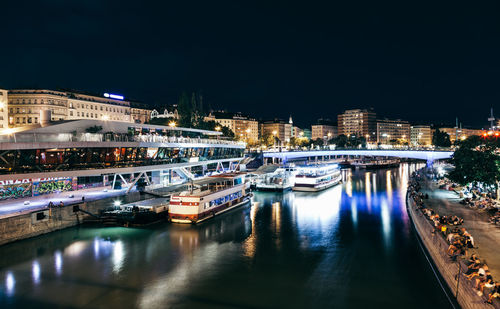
[0,164,452,308]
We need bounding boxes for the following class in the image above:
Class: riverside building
[438,127,483,142]
[0,119,245,201]
[311,119,338,140]
[410,125,432,147]
[338,108,377,142]
[0,89,7,129]
[376,119,410,145]
[205,111,259,144]
[7,89,132,127]
[261,119,292,143]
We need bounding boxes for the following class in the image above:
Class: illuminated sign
[103,93,124,100]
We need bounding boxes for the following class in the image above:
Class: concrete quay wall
[0,192,141,246]
[407,195,498,309]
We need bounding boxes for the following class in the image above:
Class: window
[9,108,13,113]
[77,112,80,117]
[34,117,38,123]
[28,117,32,123]
[70,111,73,116]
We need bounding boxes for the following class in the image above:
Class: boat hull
[254,185,292,192]
[170,196,251,224]
[292,178,341,192]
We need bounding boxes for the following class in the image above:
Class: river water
[0,164,452,308]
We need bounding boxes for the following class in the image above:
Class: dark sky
[2,1,500,128]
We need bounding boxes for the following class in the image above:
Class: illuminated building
[0,89,7,129]
[7,89,132,127]
[410,125,432,146]
[338,108,377,142]
[261,119,292,143]
[130,101,153,124]
[205,111,259,143]
[312,119,337,140]
[438,127,483,142]
[376,119,410,145]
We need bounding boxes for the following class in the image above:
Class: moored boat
[350,158,400,169]
[254,168,294,192]
[169,172,251,224]
[292,164,342,192]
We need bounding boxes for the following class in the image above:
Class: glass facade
[0,146,244,175]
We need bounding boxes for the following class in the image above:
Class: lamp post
[169,121,177,137]
[215,125,221,140]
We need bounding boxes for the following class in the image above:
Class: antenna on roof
[487,108,495,130]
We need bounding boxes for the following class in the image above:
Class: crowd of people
[436,173,500,228]
[408,171,499,305]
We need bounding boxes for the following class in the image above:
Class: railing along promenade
[407,189,499,309]
[0,133,245,146]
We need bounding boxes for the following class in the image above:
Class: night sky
[2,1,500,128]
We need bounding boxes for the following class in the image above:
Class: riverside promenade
[407,171,500,309]
[421,178,500,281]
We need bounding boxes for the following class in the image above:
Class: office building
[376,119,410,144]
[338,109,377,142]
[410,125,432,146]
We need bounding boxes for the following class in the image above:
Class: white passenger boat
[168,173,251,224]
[292,164,342,192]
[254,168,294,192]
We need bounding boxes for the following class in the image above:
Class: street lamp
[168,121,176,128]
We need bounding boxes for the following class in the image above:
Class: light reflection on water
[0,163,452,309]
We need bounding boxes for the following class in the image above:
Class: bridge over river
[262,149,454,165]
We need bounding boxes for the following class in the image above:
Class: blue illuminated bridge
[262,149,454,165]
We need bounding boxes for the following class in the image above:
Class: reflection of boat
[292,164,341,192]
[350,158,400,169]
[169,172,251,224]
[254,168,294,192]
[100,198,169,227]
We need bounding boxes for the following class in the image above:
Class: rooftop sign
[103,93,124,100]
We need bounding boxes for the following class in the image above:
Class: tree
[177,92,192,127]
[313,138,324,147]
[260,133,275,147]
[331,134,348,148]
[432,129,451,147]
[447,135,500,188]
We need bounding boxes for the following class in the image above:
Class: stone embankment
[0,192,142,246]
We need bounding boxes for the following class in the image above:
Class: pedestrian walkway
[0,186,129,218]
[422,177,500,280]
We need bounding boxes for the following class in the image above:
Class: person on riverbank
[486,282,500,304]
[476,270,494,296]
[466,264,488,280]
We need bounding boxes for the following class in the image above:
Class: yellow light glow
[169,121,177,128]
